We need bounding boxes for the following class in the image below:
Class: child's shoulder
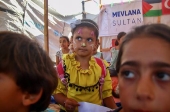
[93,57,109,67]
[102,59,110,67]
[62,53,74,59]
[61,53,75,64]
[96,57,109,67]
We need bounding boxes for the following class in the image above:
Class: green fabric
[144,10,162,17]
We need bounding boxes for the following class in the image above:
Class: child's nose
[136,75,155,101]
[82,39,86,42]
[81,39,87,44]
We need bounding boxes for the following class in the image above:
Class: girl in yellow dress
[53,19,117,112]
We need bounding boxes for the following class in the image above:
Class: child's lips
[79,49,87,51]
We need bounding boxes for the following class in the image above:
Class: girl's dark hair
[115,40,119,46]
[117,32,126,40]
[0,31,58,111]
[112,91,119,98]
[116,24,170,73]
[60,36,69,42]
[71,19,99,39]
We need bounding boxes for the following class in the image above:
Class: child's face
[59,38,69,49]
[72,27,97,57]
[0,73,24,111]
[118,37,170,112]
[93,42,99,55]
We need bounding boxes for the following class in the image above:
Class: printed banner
[98,0,143,36]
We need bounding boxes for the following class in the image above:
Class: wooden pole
[82,1,86,19]
[99,0,103,52]
[44,0,49,54]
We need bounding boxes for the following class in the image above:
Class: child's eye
[76,36,82,41]
[155,72,170,81]
[121,71,135,79]
[87,38,93,42]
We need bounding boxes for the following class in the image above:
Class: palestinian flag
[143,0,162,17]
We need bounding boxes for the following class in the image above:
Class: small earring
[82,43,86,47]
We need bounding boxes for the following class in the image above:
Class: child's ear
[22,88,43,106]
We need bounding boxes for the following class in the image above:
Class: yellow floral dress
[54,53,112,112]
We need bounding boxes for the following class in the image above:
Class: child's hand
[64,98,80,112]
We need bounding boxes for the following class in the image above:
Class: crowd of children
[1,18,170,112]
[54,19,170,112]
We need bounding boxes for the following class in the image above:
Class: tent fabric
[0,0,98,62]
[0,0,71,62]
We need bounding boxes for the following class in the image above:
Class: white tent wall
[0,0,24,33]
[101,15,170,62]
[24,0,71,62]
[0,0,71,62]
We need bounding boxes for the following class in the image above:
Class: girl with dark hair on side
[108,32,126,107]
[112,24,170,112]
[56,36,72,66]
[0,31,58,112]
[109,32,126,76]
